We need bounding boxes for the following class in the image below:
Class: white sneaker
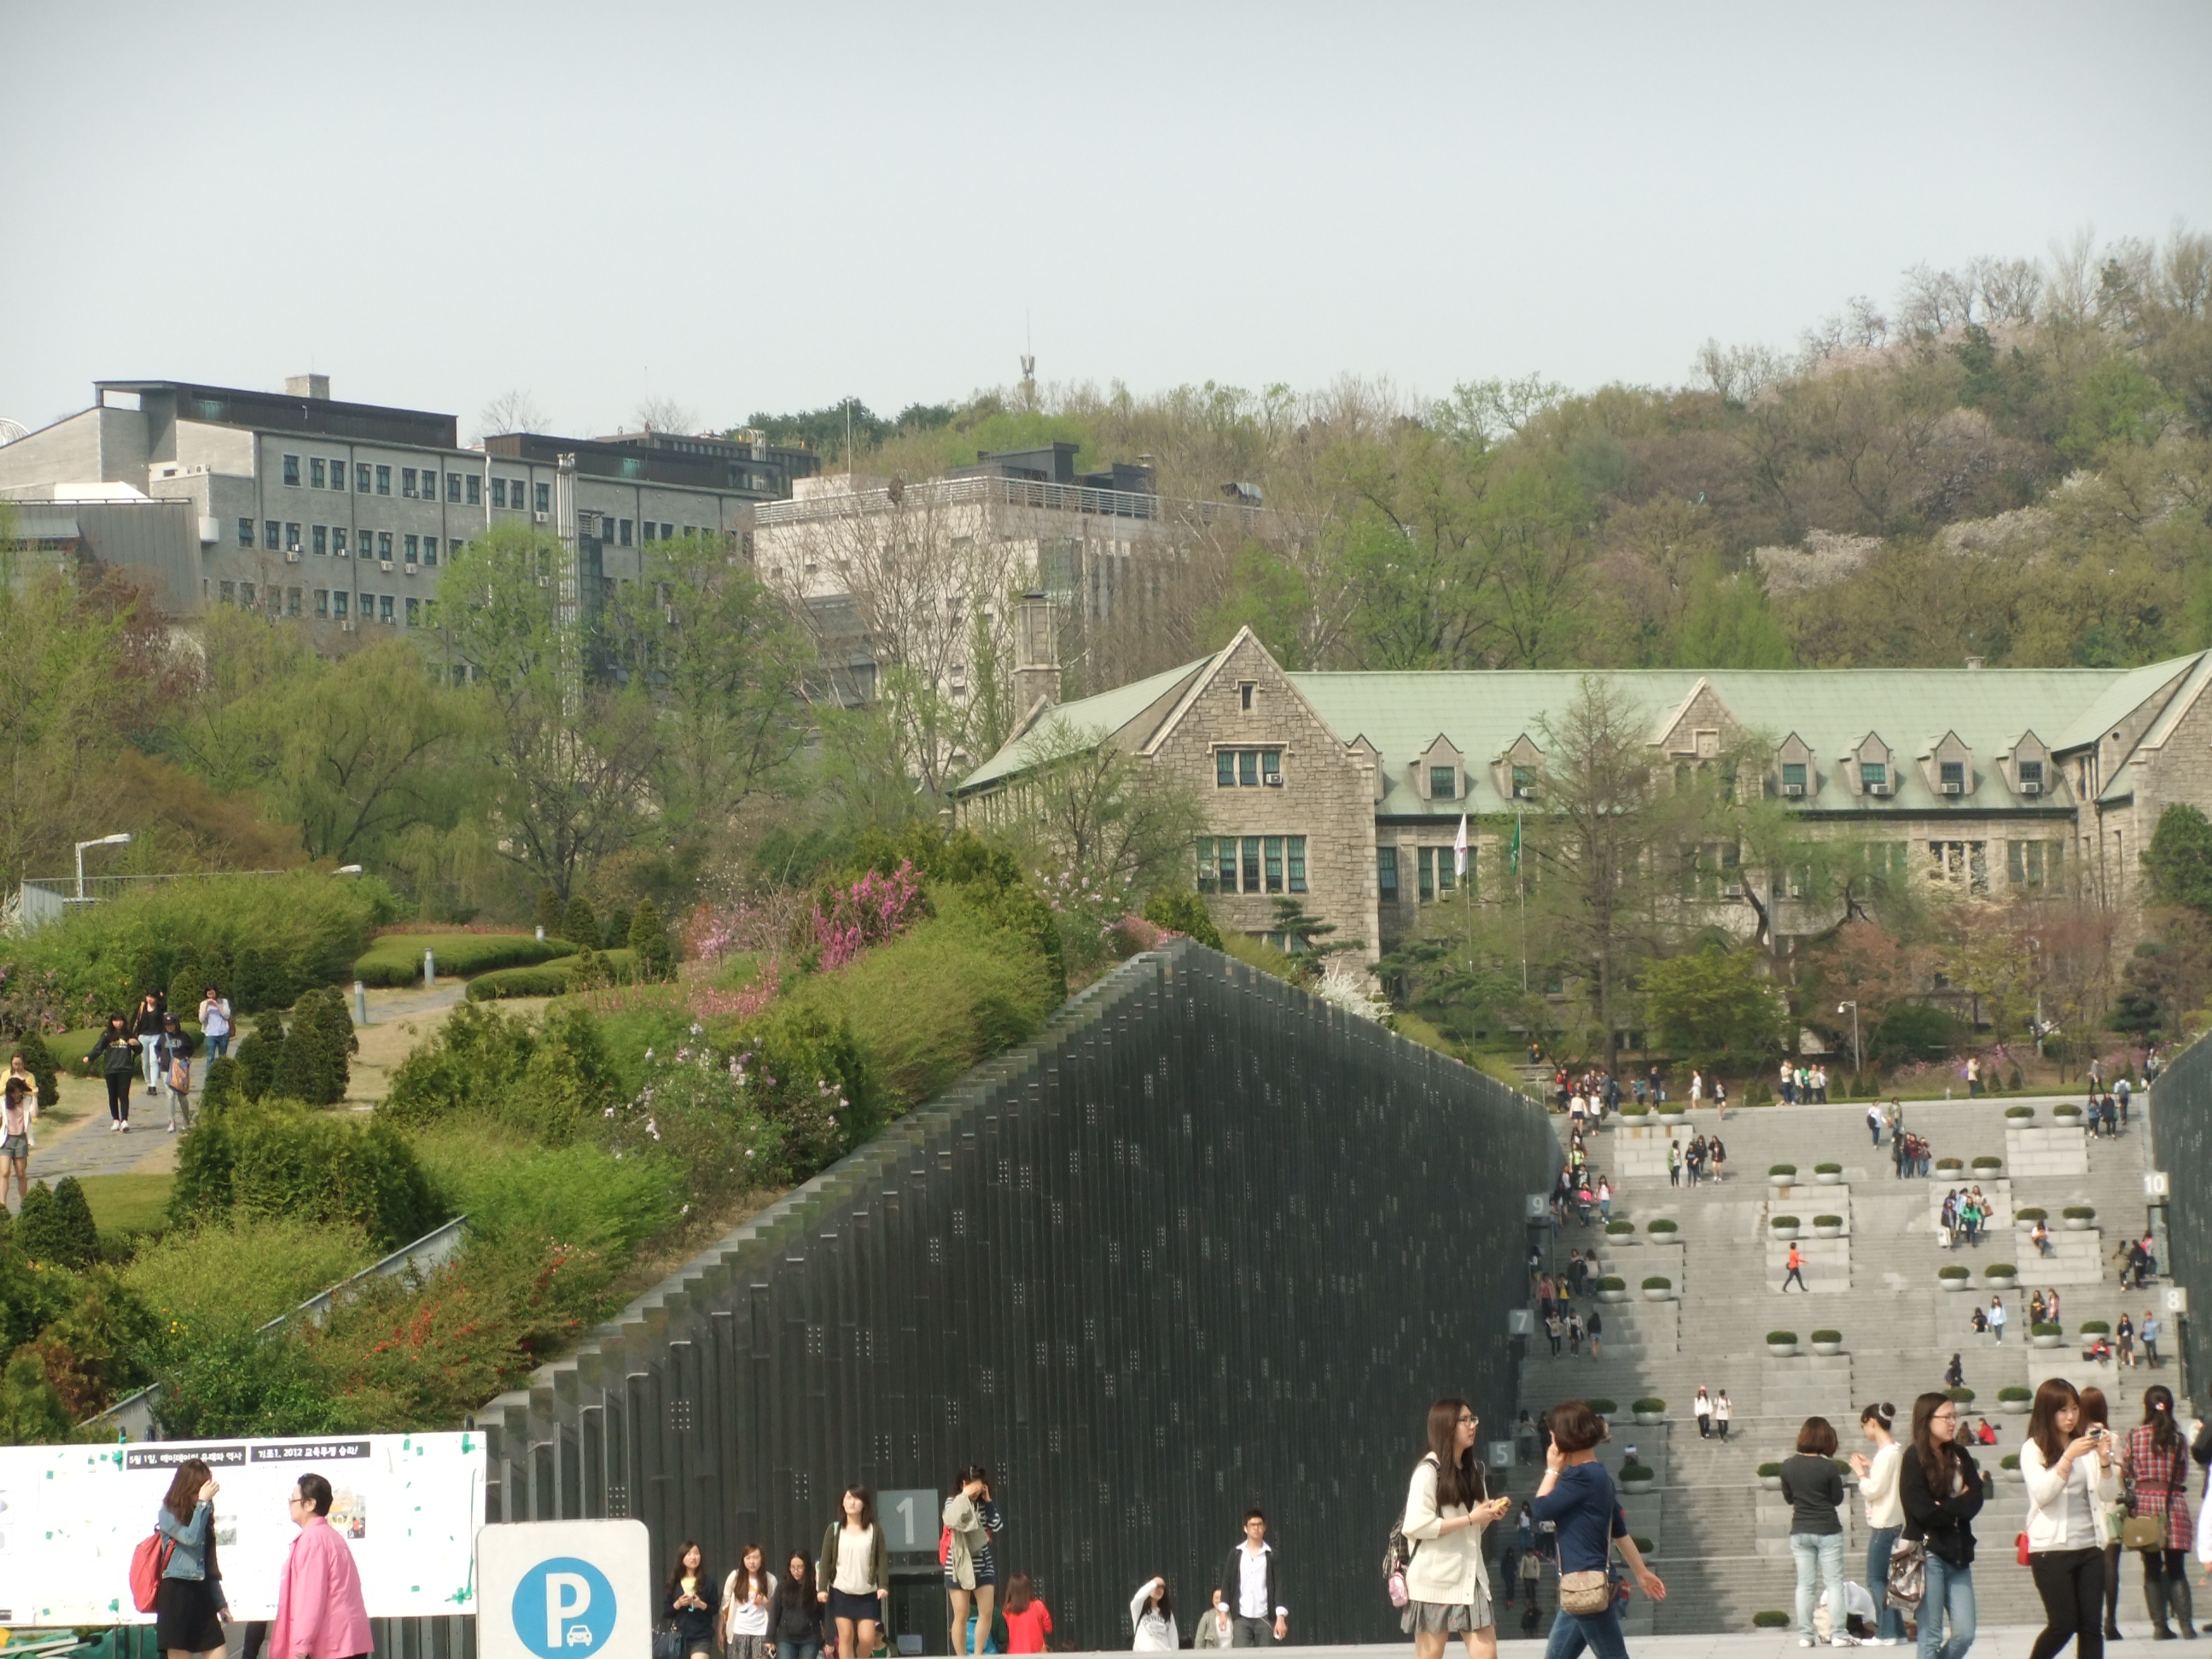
[1800,1640,1815,1649]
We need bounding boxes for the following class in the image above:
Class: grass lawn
[80,1172,174,1236]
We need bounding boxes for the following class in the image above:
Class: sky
[5,1,2210,442]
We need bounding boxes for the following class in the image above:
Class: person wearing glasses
[1900,1394,1984,1659]
[1400,1400,1512,1659]
[268,1474,373,1659]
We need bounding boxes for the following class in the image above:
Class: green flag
[1510,812,1522,875]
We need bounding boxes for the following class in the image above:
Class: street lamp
[74,833,131,900]
[1837,1001,1861,1076]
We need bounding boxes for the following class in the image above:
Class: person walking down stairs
[1715,1393,1732,1439]
[1695,1388,1714,1439]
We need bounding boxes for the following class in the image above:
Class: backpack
[939,1526,952,1568]
[130,1532,174,1614]
[1382,1456,1437,1608]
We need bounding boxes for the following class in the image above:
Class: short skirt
[155,1575,225,1654]
[826,1588,882,1625]
[1402,1587,1493,1635]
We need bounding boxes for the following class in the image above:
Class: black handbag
[652,1627,684,1659]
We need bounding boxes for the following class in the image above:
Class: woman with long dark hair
[817,1486,888,1659]
[719,1545,774,1659]
[86,1012,140,1131]
[2076,1388,2126,1643]
[942,1464,1003,1657]
[1400,1398,1512,1659]
[665,1541,719,1659]
[154,1457,229,1659]
[1529,1400,1666,1659]
[2021,1377,2116,1659]
[770,1554,824,1659]
[1901,1391,1984,1659]
[1129,1576,1176,1651]
[2119,1385,2197,1639]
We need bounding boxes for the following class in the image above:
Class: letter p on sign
[479,1522,651,1659]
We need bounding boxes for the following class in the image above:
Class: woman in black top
[1901,1391,1984,1659]
[771,1554,824,1659]
[664,1542,719,1659]
[86,1013,141,1131]
[136,991,167,1096]
[1780,1417,1846,1647]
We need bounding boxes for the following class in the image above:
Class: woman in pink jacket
[268,1475,374,1659]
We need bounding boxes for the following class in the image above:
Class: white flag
[1453,812,1469,878]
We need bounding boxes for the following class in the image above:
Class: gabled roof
[953,653,1220,793]
[2053,657,2197,751]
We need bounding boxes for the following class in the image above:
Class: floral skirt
[1402,1587,1493,1634]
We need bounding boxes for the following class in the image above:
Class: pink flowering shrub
[798,862,927,972]
[1109,915,1170,957]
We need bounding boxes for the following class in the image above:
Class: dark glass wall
[480,942,1556,1648]
[2151,1033,2210,1394]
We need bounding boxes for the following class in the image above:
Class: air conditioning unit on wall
[2020,781,2042,796]
[1781,783,1804,797]
[1941,782,1963,795]
[1264,771,1284,787]
[1866,783,1892,797]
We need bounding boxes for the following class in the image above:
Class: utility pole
[1837,1001,1860,1076]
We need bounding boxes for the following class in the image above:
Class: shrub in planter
[1812,1330,1842,1345]
[1757,1463,1783,1478]
[1936,1157,1963,1170]
[1769,1163,1797,1177]
[1640,1277,1672,1292]
[1770,1215,1801,1229]
[2000,1453,2020,1470]
[2064,1206,2095,1220]
[2053,1102,2082,1116]
[1813,1214,1843,1228]
[1947,1387,1975,1404]
[1618,1464,1656,1482]
[1754,1612,1790,1631]
[1633,1536,1654,1553]
[2081,1319,2110,1335]
[1998,1386,2032,1403]
[1598,1277,1626,1292]
[1971,1155,2003,1169]
[1606,1220,1635,1235]
[1619,1102,1650,1116]
[1633,1398,1665,1415]
[1938,1265,1970,1280]
[1767,1330,1799,1345]
[1587,1399,1619,1416]
[2016,1207,2047,1223]
[2031,1322,2062,1337]
[1815,1161,1842,1174]
[2005,1105,2034,1120]
[1985,1263,2018,1278]
[1647,1219,1679,1234]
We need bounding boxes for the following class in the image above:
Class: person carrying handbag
[1529,1400,1664,1659]
[1900,1393,1983,1659]
[2120,1386,2197,1639]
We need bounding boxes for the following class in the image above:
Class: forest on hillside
[761,226,2212,689]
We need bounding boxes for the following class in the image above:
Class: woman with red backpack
[154,1458,229,1659]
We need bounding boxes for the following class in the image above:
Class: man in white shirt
[1214,1511,1285,1646]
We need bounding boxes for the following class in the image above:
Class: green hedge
[169,1100,443,1249]
[469,950,637,1000]
[356,933,574,987]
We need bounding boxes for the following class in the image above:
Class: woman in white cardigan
[2020,1377,2119,1659]
[1401,1399,1513,1659]
[1849,1403,1910,1646]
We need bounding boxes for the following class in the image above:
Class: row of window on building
[212,581,421,626]
[281,453,506,507]
[1195,835,1309,894]
[238,520,461,563]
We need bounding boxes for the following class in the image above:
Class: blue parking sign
[515,1558,617,1659]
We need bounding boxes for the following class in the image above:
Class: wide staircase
[1511,1091,2175,1638]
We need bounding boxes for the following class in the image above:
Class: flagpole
[1516,800,1528,994]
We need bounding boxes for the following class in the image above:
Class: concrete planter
[2000,1464,2024,1483]
[1987,1272,2018,1286]
[2031,1333,2062,1350]
[1633,1410,1665,1426]
[1812,1340,1844,1357]
[1973,1162,2006,1179]
[1767,1342,1798,1358]
[2000,1398,2031,1413]
[1941,1276,1973,1292]
[1813,1223,1843,1239]
[1814,1171,1842,1185]
[1759,1475,1783,1491]
[1643,1286,1674,1302]
[1618,1476,1656,1494]
[1598,1289,1628,1304]
[1769,1174,1796,1190]
[1657,1112,1686,1126]
[2064,1216,2093,1231]
[1770,1224,1800,1240]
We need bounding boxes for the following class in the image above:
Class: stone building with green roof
[953,628,2212,963]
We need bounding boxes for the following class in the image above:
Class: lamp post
[74,833,131,901]
[1837,1001,1860,1077]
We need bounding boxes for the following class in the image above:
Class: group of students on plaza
[144,1457,372,1659]
[79,984,234,1133]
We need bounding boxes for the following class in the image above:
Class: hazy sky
[6,2,2209,441]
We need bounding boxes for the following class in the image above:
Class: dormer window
[1781,762,1807,795]
[1940,761,1965,795]
[1861,761,1888,789]
[2018,760,2044,794]
[1511,765,1537,798]
[1430,765,1458,800]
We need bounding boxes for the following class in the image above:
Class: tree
[233,1010,288,1102]
[0,1349,74,1445]
[633,394,699,435]
[14,1032,61,1109]
[19,1177,99,1268]
[434,525,662,900]
[627,898,674,981]
[273,987,353,1106]
[1804,921,1924,1064]
[1642,946,1790,1068]
[2142,803,2212,915]
[479,389,549,438]
[562,896,599,951]
[1142,889,1223,950]
[993,717,1206,912]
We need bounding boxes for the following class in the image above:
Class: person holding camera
[2020,1379,2116,1659]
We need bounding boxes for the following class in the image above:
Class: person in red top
[1782,1245,1807,1292]
[268,1474,373,1659]
[1001,1575,1052,1654]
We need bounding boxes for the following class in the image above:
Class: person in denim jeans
[769,1555,823,1659]
[1781,1418,1847,1646]
[1530,1400,1666,1659]
[1849,1403,1910,1645]
[1901,1393,1984,1659]
[154,1457,230,1659]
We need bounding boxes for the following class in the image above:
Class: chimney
[1965,655,1984,670]
[1012,591,1060,711]
[286,373,330,400]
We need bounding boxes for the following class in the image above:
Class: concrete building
[0,376,818,638]
[954,629,2212,962]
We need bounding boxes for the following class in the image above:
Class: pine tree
[562,896,599,950]
[201,941,234,1005]
[15,1182,58,1262]
[231,942,276,1013]
[234,1010,288,1101]
[49,1176,99,1266]
[13,1032,61,1109]
[535,887,564,934]
[200,1056,242,1115]
[602,905,632,951]
[628,899,674,981]
[166,946,206,1022]
[272,987,353,1106]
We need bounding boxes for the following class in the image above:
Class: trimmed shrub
[2017,1207,2047,1222]
[1598,1277,1626,1291]
[1587,1399,1618,1415]
[2064,1206,2095,1220]
[380,1002,540,1132]
[1647,1219,1678,1233]
[168,1101,442,1249]
[1986,1263,2018,1278]
[1633,1536,1654,1553]
[1633,1398,1664,1413]
[1811,1330,1842,1344]
[232,1010,288,1102]
[627,899,675,981]
[2053,1102,2083,1117]
[1813,1215,1842,1227]
[1998,1386,2032,1402]
[1754,1612,1790,1629]
[1947,1387,1975,1403]
[1618,1464,1655,1481]
[1771,1216,1800,1228]
[273,987,354,1106]
[1936,1157,1963,1169]
[354,933,572,987]
[1640,1277,1671,1291]
[1141,889,1224,951]
[562,898,599,957]
[1971,1155,2003,1169]
[1939,1265,1970,1280]
[1814,1161,1842,1174]
[200,1055,243,1114]
[2031,1322,2062,1336]
[1618,1101,1650,1116]
[1756,1463,1783,1478]
[468,950,639,1000]
[1767,1330,1798,1345]
[2081,1319,2111,1335]
[19,1178,99,1267]
[1769,1163,1797,1176]
[2005,1106,2034,1120]
[1606,1220,1634,1235]
[2000,1453,2019,1470]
